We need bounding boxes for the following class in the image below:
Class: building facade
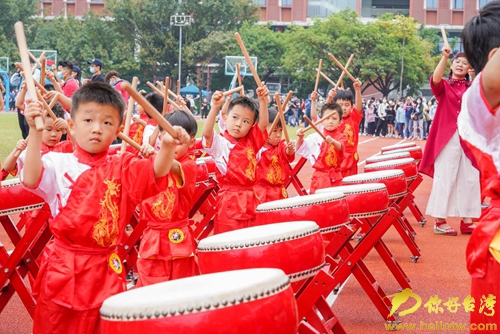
[39,0,104,17]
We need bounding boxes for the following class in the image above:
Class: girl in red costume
[419,44,481,236]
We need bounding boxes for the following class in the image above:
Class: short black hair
[143,92,164,119]
[321,102,343,121]
[333,89,354,106]
[462,1,500,74]
[161,109,198,137]
[48,102,66,119]
[71,82,125,120]
[227,96,259,123]
[268,107,281,128]
[58,60,74,72]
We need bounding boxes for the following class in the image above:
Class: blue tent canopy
[179,84,209,96]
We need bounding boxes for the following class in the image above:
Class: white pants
[426,131,481,219]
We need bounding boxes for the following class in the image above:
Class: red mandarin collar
[223,130,239,144]
[74,144,109,167]
[449,78,471,87]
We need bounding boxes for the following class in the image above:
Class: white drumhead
[366,152,410,163]
[257,192,345,212]
[316,183,386,195]
[198,221,319,250]
[1,178,21,188]
[100,268,290,320]
[343,170,405,183]
[364,158,415,169]
[382,147,421,155]
[381,142,416,151]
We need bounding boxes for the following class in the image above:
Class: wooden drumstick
[236,63,242,87]
[316,69,336,88]
[303,115,327,141]
[146,82,182,110]
[234,32,270,103]
[48,93,60,109]
[282,90,294,109]
[328,53,357,82]
[40,56,46,85]
[335,54,354,88]
[14,22,43,131]
[273,92,291,143]
[176,80,180,96]
[36,90,57,120]
[303,109,338,133]
[117,132,141,151]
[121,76,138,153]
[163,77,169,114]
[28,51,42,67]
[222,86,243,97]
[440,26,449,46]
[122,82,177,138]
[314,59,323,92]
[34,78,49,96]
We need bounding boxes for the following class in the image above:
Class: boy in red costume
[459,3,500,330]
[2,101,73,180]
[255,107,295,203]
[202,86,269,234]
[21,82,189,334]
[136,109,198,286]
[326,79,363,177]
[296,95,347,194]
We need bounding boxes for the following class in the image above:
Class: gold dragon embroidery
[325,145,339,168]
[151,178,176,220]
[266,155,282,185]
[344,124,354,147]
[132,125,145,145]
[245,147,257,181]
[93,179,121,247]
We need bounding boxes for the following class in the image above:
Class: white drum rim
[0,204,45,217]
[198,221,320,250]
[367,152,411,162]
[350,208,389,218]
[100,268,291,321]
[1,178,21,188]
[316,183,387,195]
[381,142,416,151]
[382,147,421,155]
[364,158,416,169]
[256,192,346,212]
[343,169,405,182]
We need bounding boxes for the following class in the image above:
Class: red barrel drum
[343,170,407,200]
[0,178,45,216]
[100,268,299,334]
[380,142,416,153]
[364,158,418,181]
[366,151,411,165]
[256,192,350,236]
[316,183,389,219]
[382,146,422,162]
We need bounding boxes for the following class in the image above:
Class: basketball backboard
[29,50,57,67]
[225,56,257,76]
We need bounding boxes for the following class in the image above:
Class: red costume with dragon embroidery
[339,107,362,177]
[296,125,346,194]
[203,126,268,234]
[128,113,149,145]
[136,154,197,287]
[255,141,295,203]
[21,145,167,334]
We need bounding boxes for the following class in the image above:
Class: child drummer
[296,91,347,194]
[255,107,295,203]
[202,85,269,234]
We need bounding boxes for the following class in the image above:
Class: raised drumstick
[35,90,57,120]
[328,53,357,82]
[234,32,270,103]
[335,54,354,88]
[314,59,323,92]
[14,22,43,131]
[440,26,449,46]
[121,76,139,153]
[303,115,327,141]
[303,109,338,133]
[163,77,169,114]
[316,69,336,88]
[236,63,242,87]
[222,86,244,97]
[176,80,180,96]
[40,56,46,85]
[122,82,177,138]
[48,93,60,109]
[146,82,182,110]
[118,132,141,151]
